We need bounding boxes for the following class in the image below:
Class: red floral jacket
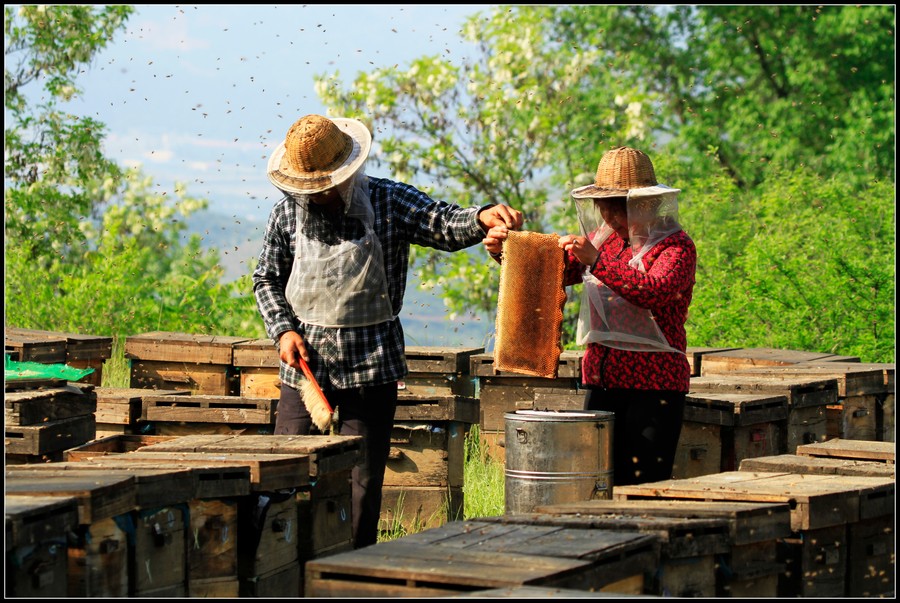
[563,230,696,392]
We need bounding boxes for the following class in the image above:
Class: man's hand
[278,330,308,370]
[477,204,524,232]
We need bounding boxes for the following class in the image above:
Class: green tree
[4,4,263,340]
[318,4,894,362]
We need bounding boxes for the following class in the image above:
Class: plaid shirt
[252,176,488,391]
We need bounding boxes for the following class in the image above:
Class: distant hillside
[186,209,497,349]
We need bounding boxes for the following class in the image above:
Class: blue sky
[71,4,489,222]
[65,4,498,348]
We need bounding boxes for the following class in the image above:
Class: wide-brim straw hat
[267,114,372,195]
[571,146,679,199]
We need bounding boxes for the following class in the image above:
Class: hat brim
[571,183,680,200]
[267,117,373,195]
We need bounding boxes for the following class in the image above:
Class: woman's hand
[558,234,599,267]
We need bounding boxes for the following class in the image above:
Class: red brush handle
[297,356,333,412]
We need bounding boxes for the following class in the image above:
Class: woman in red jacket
[558,146,696,486]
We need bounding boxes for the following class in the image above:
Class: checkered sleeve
[252,197,297,343]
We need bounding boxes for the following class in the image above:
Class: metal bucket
[504,409,614,515]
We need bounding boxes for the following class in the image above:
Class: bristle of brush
[300,377,333,433]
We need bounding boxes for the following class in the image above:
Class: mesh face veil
[573,186,684,353]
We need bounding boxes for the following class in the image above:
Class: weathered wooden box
[125,331,249,395]
[5,495,79,598]
[489,509,734,597]
[401,346,484,398]
[795,437,895,464]
[304,520,654,597]
[689,374,838,453]
[613,471,895,597]
[530,499,792,597]
[380,393,478,534]
[685,346,742,377]
[232,338,281,398]
[470,351,582,433]
[237,492,300,596]
[92,387,189,436]
[675,391,788,477]
[5,472,138,597]
[5,384,97,460]
[5,327,113,386]
[698,347,860,376]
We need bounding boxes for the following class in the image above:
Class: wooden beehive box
[699,347,860,376]
[130,433,362,594]
[476,511,731,597]
[4,384,97,462]
[5,327,113,386]
[613,471,895,597]
[723,363,888,442]
[470,351,582,434]
[797,361,895,442]
[795,438,894,464]
[140,393,278,434]
[402,519,659,594]
[5,472,138,597]
[401,346,484,398]
[92,387,189,437]
[380,393,479,535]
[689,374,838,453]
[739,454,895,479]
[5,331,67,364]
[675,391,788,477]
[125,331,249,395]
[231,338,281,398]
[531,499,792,598]
[5,495,79,598]
[304,521,645,597]
[685,346,742,377]
[7,463,193,597]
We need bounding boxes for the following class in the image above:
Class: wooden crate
[739,454,895,479]
[5,473,137,597]
[5,331,67,364]
[6,464,193,597]
[401,345,485,397]
[677,391,789,476]
[93,387,188,431]
[186,498,239,593]
[826,395,878,441]
[530,499,792,598]
[795,438,895,464]
[237,492,299,596]
[64,434,177,460]
[470,351,583,432]
[5,495,79,598]
[479,511,730,597]
[685,346,742,377]
[532,389,586,412]
[5,384,97,459]
[613,471,895,597]
[846,514,894,597]
[125,331,250,395]
[123,450,310,492]
[6,327,113,385]
[380,485,463,535]
[401,519,659,594]
[305,529,621,597]
[239,562,301,598]
[296,468,354,559]
[699,347,860,376]
[689,374,838,453]
[142,393,277,425]
[232,338,281,398]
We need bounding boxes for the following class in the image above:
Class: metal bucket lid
[504,409,614,422]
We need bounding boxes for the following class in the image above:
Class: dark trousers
[275,381,398,549]
[584,388,686,486]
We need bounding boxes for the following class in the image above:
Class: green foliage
[318,4,895,363]
[4,4,264,342]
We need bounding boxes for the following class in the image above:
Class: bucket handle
[515,427,528,444]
